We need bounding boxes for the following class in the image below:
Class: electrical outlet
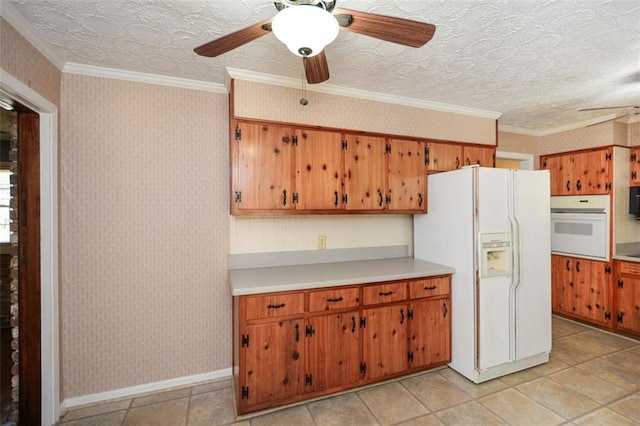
[317,235,327,250]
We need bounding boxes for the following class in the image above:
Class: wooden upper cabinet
[631,146,640,186]
[294,129,344,210]
[344,134,386,210]
[463,146,495,168]
[232,121,294,213]
[541,147,613,196]
[426,142,462,172]
[387,139,426,212]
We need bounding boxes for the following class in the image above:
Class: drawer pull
[327,296,343,303]
[423,285,437,290]
[400,308,405,325]
[267,303,286,309]
[352,316,356,333]
[443,302,448,318]
[295,324,300,342]
[378,291,394,296]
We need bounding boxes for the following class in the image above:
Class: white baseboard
[60,368,232,412]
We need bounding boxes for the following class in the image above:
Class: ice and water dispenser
[480,233,512,277]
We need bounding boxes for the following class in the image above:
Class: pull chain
[300,57,309,106]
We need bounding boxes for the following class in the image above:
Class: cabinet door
[295,129,344,210]
[426,142,462,172]
[344,134,386,210]
[387,139,426,211]
[409,298,450,368]
[616,261,640,336]
[463,146,495,167]
[233,122,293,212]
[541,155,573,196]
[574,259,611,325]
[307,312,360,393]
[362,305,408,380]
[572,149,612,194]
[630,147,640,186]
[241,320,304,410]
[551,255,575,314]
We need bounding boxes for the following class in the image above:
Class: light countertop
[229,257,455,296]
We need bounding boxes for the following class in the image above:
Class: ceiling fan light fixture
[271,5,339,57]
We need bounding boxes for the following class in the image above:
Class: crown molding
[63,63,227,93]
[0,1,66,70]
[499,113,621,137]
[226,67,502,120]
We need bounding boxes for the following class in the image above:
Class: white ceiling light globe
[271,5,339,57]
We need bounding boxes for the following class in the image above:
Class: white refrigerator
[414,166,551,383]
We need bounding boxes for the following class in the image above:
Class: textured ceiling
[3,0,640,134]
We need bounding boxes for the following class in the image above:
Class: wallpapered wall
[60,74,230,398]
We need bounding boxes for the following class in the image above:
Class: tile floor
[59,317,640,425]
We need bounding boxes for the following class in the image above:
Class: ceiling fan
[579,105,640,123]
[194,0,436,84]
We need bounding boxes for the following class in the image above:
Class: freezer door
[477,168,512,369]
[513,170,552,359]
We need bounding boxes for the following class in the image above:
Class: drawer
[244,293,305,320]
[309,287,360,312]
[409,277,450,299]
[362,282,407,305]
[619,261,640,276]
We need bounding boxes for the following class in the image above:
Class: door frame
[496,151,534,170]
[0,68,59,425]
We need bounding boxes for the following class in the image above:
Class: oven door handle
[550,212,607,221]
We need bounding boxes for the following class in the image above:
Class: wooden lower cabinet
[551,254,612,328]
[234,275,451,414]
[614,260,640,337]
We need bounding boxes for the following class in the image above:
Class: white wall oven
[550,195,610,260]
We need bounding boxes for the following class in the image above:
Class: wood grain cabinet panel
[344,134,387,210]
[245,293,305,320]
[541,147,613,195]
[409,298,451,368]
[614,260,640,337]
[308,287,360,312]
[426,142,462,172]
[387,139,426,212]
[409,277,450,299]
[362,282,407,305]
[463,145,495,168]
[362,304,408,380]
[631,147,640,186]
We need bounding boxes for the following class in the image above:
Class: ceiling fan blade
[304,51,330,84]
[579,105,639,112]
[194,18,272,57]
[333,8,435,47]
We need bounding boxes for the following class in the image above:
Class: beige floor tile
[573,408,639,425]
[61,410,127,426]
[123,397,189,425]
[552,317,590,338]
[549,368,630,404]
[578,330,638,351]
[358,381,428,425]
[549,339,596,365]
[401,372,472,411]
[438,368,509,398]
[496,367,542,387]
[478,389,565,425]
[61,400,131,422]
[188,387,236,426]
[576,358,640,391]
[307,393,379,426]
[394,413,443,426]
[130,387,191,408]
[249,405,314,426]
[516,378,600,420]
[554,332,621,357]
[435,400,507,425]
[529,357,569,376]
[602,348,640,374]
[608,394,640,423]
[191,378,232,395]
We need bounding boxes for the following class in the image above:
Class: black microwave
[631,186,640,219]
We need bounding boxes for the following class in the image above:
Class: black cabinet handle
[424,285,437,290]
[400,308,405,325]
[378,190,383,207]
[465,157,471,165]
[378,291,394,296]
[418,193,423,207]
[576,180,582,191]
[576,261,581,273]
[334,190,339,206]
[455,157,460,169]
[443,302,448,318]
[566,260,570,271]
[352,316,356,333]
[267,303,286,309]
[282,189,287,206]
[566,180,571,191]
[295,324,300,342]
[327,296,343,303]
